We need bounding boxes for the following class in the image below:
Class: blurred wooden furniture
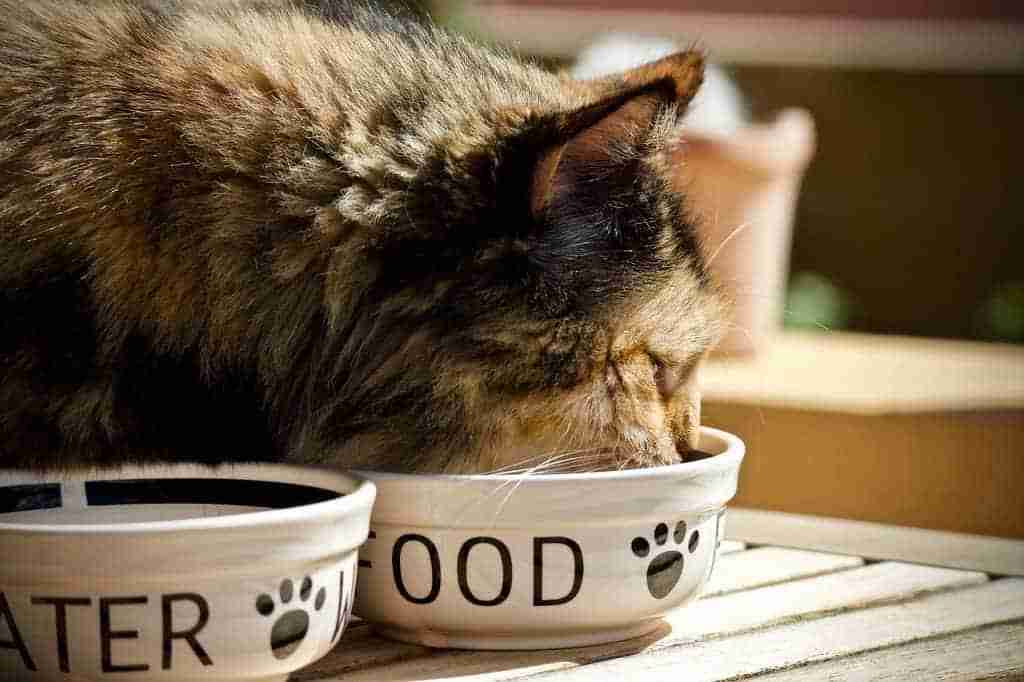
[676,109,815,354]
[295,536,1024,680]
[464,0,1024,71]
[702,331,1024,538]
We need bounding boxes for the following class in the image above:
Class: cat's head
[310,51,726,473]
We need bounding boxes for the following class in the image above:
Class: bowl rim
[0,463,376,536]
[354,426,743,484]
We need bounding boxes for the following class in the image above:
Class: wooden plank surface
[702,546,862,597]
[753,621,1024,681]
[654,561,986,642]
[538,578,1024,681]
[302,558,985,681]
[717,539,746,555]
[728,508,1024,576]
[291,624,426,682]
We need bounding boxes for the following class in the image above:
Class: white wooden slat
[539,578,1024,682]
[702,546,862,597]
[674,561,986,641]
[728,508,1024,576]
[308,560,983,681]
[717,539,747,555]
[751,621,1024,681]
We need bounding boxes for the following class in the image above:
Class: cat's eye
[649,354,680,399]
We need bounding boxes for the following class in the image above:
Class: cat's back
[0,0,575,469]
[0,0,575,290]
[0,0,570,203]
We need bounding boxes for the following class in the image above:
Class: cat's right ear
[530,51,705,217]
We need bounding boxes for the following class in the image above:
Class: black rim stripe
[84,479,340,509]
[0,484,62,514]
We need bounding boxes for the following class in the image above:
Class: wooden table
[294,518,1024,681]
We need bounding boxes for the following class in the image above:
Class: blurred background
[399,0,1024,345]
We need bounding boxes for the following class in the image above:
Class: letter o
[457,537,512,607]
[392,534,441,604]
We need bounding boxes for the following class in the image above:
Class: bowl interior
[0,464,356,527]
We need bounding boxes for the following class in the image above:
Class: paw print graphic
[256,576,327,659]
[630,520,700,599]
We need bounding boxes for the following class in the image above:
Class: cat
[0,0,726,474]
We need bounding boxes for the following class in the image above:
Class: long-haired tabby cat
[0,0,726,474]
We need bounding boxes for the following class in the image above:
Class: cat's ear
[590,49,706,106]
[531,51,704,217]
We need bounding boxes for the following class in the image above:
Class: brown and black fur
[0,0,725,473]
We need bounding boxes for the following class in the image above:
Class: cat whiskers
[489,454,598,522]
[473,446,611,509]
[703,221,752,268]
[483,447,613,476]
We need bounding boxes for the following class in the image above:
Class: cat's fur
[0,0,725,474]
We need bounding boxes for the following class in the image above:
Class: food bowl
[353,426,744,649]
[0,464,375,682]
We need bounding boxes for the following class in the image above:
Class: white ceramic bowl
[0,464,375,682]
[353,426,744,649]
